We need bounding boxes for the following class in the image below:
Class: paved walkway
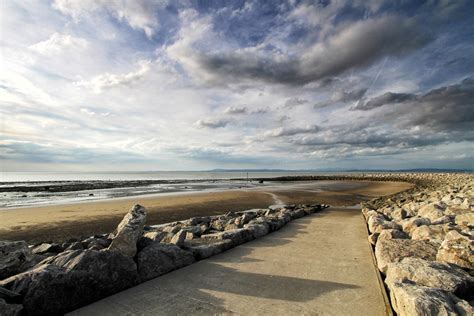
[69,208,389,315]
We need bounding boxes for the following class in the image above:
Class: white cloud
[53,0,167,38]
[75,60,151,93]
[29,33,88,56]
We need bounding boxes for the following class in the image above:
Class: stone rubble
[0,202,327,315]
[361,173,474,315]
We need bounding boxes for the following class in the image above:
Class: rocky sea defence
[362,173,473,315]
[0,202,328,315]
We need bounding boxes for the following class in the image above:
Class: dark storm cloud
[353,92,416,110]
[197,15,431,86]
[353,78,474,131]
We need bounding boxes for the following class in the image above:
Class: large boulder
[387,282,473,316]
[0,298,23,316]
[378,229,409,242]
[0,249,139,315]
[411,224,445,242]
[417,203,446,221]
[385,258,474,299]
[201,228,254,247]
[401,217,431,235]
[136,243,195,282]
[31,243,62,255]
[455,213,474,226]
[182,239,233,260]
[108,204,147,257]
[437,230,474,270]
[375,238,438,273]
[367,213,400,234]
[170,230,187,247]
[0,241,33,280]
[244,223,270,239]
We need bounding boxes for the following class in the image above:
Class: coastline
[0,180,412,243]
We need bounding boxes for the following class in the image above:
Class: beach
[0,180,411,243]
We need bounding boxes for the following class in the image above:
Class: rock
[391,208,407,221]
[182,239,233,260]
[201,228,254,247]
[185,232,195,240]
[431,215,455,225]
[170,230,187,247]
[108,204,147,257]
[136,243,195,282]
[288,208,305,220]
[411,224,446,242]
[210,219,227,231]
[386,258,474,299]
[163,225,181,234]
[367,213,400,233]
[0,298,23,316]
[224,223,240,231]
[0,249,139,315]
[401,217,431,235]
[65,241,84,251]
[244,223,270,239]
[375,238,438,273]
[31,243,62,255]
[417,203,446,221]
[0,241,33,280]
[437,230,474,270]
[455,213,474,226]
[378,229,409,242]
[368,233,379,245]
[387,281,473,316]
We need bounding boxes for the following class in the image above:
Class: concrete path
[69,208,389,315]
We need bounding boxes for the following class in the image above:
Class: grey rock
[108,204,147,257]
[0,241,33,280]
[378,229,409,242]
[437,230,474,270]
[136,243,195,282]
[170,230,187,247]
[0,298,23,316]
[386,257,474,299]
[31,243,62,255]
[0,249,139,315]
[182,239,233,260]
[163,225,182,234]
[201,228,254,247]
[387,281,473,316]
[375,238,438,273]
[244,223,270,239]
[411,224,445,242]
[401,217,431,235]
[391,208,407,221]
[368,214,400,233]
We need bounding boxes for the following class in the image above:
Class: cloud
[75,60,151,93]
[315,87,367,108]
[195,118,230,129]
[264,125,320,137]
[191,15,431,86]
[284,97,308,108]
[352,92,415,110]
[29,33,88,56]
[352,78,474,131]
[224,106,247,114]
[52,0,166,38]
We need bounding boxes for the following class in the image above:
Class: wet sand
[0,180,412,243]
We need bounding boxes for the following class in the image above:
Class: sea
[0,171,352,209]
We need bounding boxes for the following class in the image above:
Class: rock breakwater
[0,202,328,315]
[362,173,473,315]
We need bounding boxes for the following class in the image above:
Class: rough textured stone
[375,238,438,273]
[0,298,23,316]
[386,258,474,299]
[455,213,474,226]
[0,249,139,315]
[401,217,431,235]
[182,239,233,260]
[368,233,379,245]
[108,204,147,257]
[436,230,474,270]
[378,229,409,242]
[31,243,62,255]
[136,243,195,282]
[0,241,33,280]
[387,282,473,316]
[417,203,446,221]
[244,223,270,239]
[170,230,187,247]
[411,224,446,242]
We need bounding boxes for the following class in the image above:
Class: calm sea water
[0,171,348,182]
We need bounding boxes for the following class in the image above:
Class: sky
[1,0,473,172]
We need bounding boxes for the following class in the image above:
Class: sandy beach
[0,180,412,243]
